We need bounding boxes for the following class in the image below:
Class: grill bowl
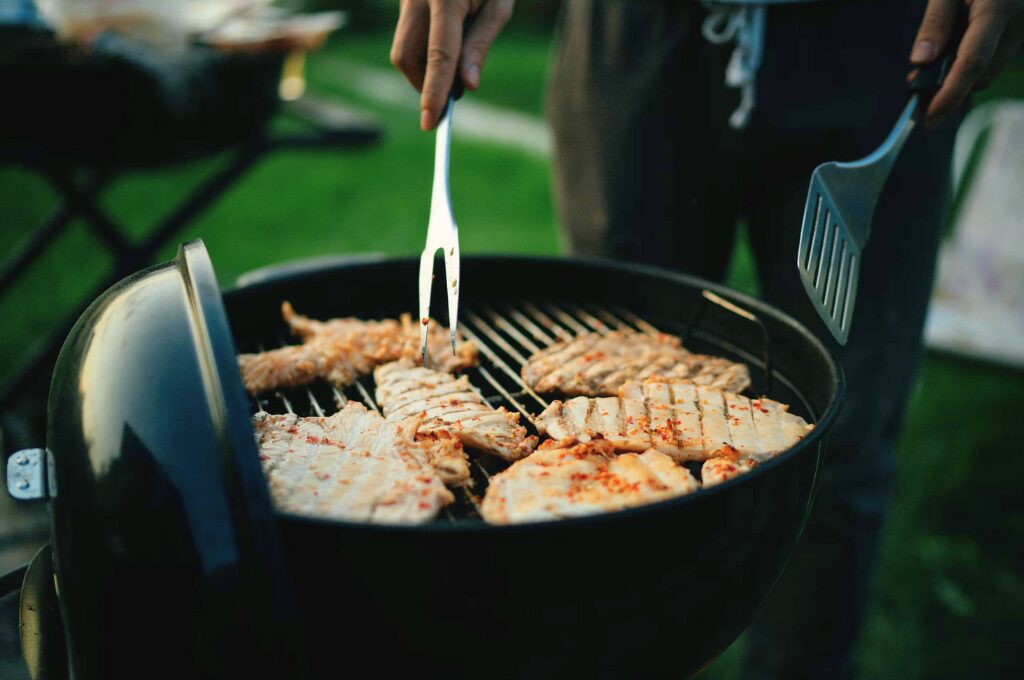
[224,254,843,678]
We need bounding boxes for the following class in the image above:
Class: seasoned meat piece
[396,314,479,374]
[285,304,478,373]
[237,345,318,394]
[252,404,454,524]
[521,331,750,396]
[701,457,756,488]
[480,439,700,524]
[534,396,650,452]
[537,377,812,467]
[320,400,470,487]
[374,360,538,461]
[237,302,478,393]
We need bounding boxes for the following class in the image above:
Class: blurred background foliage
[285,0,560,29]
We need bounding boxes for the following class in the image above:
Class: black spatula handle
[909,3,969,103]
[437,78,466,124]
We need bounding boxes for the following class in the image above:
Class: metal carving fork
[418,94,460,365]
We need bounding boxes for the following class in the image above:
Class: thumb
[912,0,962,63]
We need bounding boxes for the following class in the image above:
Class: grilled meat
[396,313,476,374]
[480,438,700,524]
[252,402,455,524]
[536,377,812,465]
[701,457,756,488]
[374,360,538,461]
[238,345,319,395]
[521,331,750,396]
[237,302,478,393]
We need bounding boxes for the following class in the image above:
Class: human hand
[390,0,515,131]
[911,0,1024,127]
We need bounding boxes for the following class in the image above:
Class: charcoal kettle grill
[3,240,843,679]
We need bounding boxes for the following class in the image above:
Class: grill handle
[684,290,773,396]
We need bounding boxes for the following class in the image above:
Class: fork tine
[418,248,437,366]
[443,238,460,355]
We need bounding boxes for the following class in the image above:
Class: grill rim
[228,253,846,533]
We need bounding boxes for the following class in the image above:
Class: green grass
[1,20,1022,679]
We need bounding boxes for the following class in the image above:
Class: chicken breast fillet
[374,360,538,462]
[481,438,700,524]
[536,377,812,468]
[252,403,455,524]
[701,457,756,488]
[237,302,478,394]
[520,331,750,396]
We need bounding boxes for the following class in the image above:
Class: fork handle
[436,79,466,124]
[909,3,969,109]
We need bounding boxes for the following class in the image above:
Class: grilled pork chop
[252,403,455,523]
[535,377,812,466]
[238,302,478,393]
[480,438,700,524]
[374,360,538,461]
[521,331,750,396]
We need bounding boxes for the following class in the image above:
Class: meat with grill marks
[535,377,812,467]
[374,360,537,462]
[237,302,478,393]
[520,330,750,397]
[700,457,756,488]
[252,402,457,524]
[480,438,700,524]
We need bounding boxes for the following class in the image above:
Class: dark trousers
[548,1,959,678]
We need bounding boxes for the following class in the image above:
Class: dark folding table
[0,92,381,452]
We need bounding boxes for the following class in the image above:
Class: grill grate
[246,299,775,524]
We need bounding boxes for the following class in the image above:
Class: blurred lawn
[1,19,1022,680]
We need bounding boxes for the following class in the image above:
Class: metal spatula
[797,20,965,344]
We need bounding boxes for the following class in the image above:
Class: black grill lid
[46,240,305,678]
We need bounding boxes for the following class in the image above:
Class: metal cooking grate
[245,298,774,524]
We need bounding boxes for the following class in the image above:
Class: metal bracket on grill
[6,448,48,501]
[684,291,773,396]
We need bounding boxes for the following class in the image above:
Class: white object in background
[925,100,1024,368]
[34,0,272,49]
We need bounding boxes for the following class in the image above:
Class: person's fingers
[926,6,1007,126]
[459,0,514,90]
[911,0,962,63]
[391,0,431,92]
[421,1,467,130]
[975,32,1023,89]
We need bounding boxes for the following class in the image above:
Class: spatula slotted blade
[797,172,863,345]
[796,96,918,345]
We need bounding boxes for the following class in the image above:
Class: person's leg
[547,0,743,278]
[741,1,958,678]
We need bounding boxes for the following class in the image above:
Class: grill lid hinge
[7,448,48,501]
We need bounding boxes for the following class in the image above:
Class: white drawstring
[702,3,767,130]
